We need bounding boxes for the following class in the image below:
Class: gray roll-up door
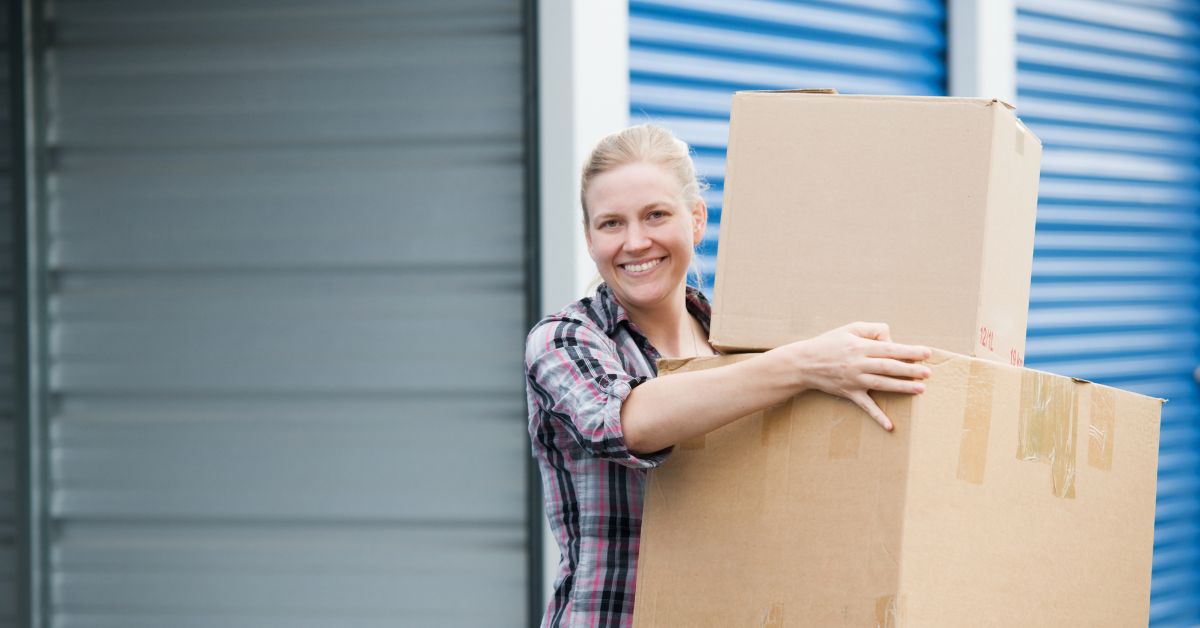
[0,4,16,627]
[628,0,946,294]
[1014,1,1200,625]
[39,1,532,626]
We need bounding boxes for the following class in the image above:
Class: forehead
[586,162,681,214]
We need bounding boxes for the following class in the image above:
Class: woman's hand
[772,322,932,432]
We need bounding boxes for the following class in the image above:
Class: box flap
[736,88,839,95]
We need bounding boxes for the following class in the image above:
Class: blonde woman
[524,124,931,627]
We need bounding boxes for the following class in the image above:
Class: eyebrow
[591,202,668,223]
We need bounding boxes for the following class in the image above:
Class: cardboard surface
[633,351,1162,627]
[710,92,1042,365]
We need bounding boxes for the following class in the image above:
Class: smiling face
[583,161,707,314]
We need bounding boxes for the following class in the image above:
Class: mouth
[620,256,666,275]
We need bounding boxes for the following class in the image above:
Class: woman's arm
[621,322,932,454]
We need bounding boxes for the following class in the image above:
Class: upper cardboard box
[710,91,1042,365]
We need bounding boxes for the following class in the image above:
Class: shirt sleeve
[525,317,671,468]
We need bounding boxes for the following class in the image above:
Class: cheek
[587,234,620,264]
[677,223,698,249]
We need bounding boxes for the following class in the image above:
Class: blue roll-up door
[628,0,946,294]
[1015,2,1200,625]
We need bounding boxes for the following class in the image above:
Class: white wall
[535,0,630,606]
[537,0,630,318]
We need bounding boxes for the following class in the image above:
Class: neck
[620,284,705,358]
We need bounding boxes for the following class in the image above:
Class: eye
[599,218,621,229]
[647,210,668,220]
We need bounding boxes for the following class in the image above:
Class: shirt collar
[590,282,713,337]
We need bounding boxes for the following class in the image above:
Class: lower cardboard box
[632,350,1163,628]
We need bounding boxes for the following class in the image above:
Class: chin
[609,276,682,310]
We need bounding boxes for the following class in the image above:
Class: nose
[623,223,652,253]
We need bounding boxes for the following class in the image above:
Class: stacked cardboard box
[632,91,1164,627]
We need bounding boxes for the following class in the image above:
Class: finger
[850,391,893,431]
[863,358,932,380]
[859,373,927,395]
[865,341,932,362]
[847,322,891,341]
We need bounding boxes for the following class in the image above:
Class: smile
[621,257,665,274]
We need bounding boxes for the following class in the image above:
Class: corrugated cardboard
[633,351,1162,627]
[711,91,1042,365]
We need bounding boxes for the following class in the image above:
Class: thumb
[850,390,893,432]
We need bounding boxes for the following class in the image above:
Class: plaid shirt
[525,282,712,628]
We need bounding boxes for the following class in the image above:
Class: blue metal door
[1015,2,1200,625]
[632,1,1199,624]
[628,0,946,293]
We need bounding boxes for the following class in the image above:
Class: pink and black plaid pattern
[525,283,711,627]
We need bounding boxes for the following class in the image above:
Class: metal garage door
[628,0,946,293]
[1015,1,1200,625]
[36,1,534,626]
[0,4,19,627]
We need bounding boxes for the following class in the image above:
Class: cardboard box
[633,351,1163,627]
[711,91,1042,365]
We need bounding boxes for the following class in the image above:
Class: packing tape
[759,401,795,515]
[1088,386,1116,471]
[875,594,902,628]
[760,602,785,627]
[762,401,792,447]
[956,361,994,485]
[1016,371,1078,499]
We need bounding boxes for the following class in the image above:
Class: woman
[524,124,931,627]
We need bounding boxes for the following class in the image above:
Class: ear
[690,199,708,246]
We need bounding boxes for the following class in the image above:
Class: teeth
[624,258,662,273]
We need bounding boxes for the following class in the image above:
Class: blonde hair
[579,124,710,293]
[580,124,708,225]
